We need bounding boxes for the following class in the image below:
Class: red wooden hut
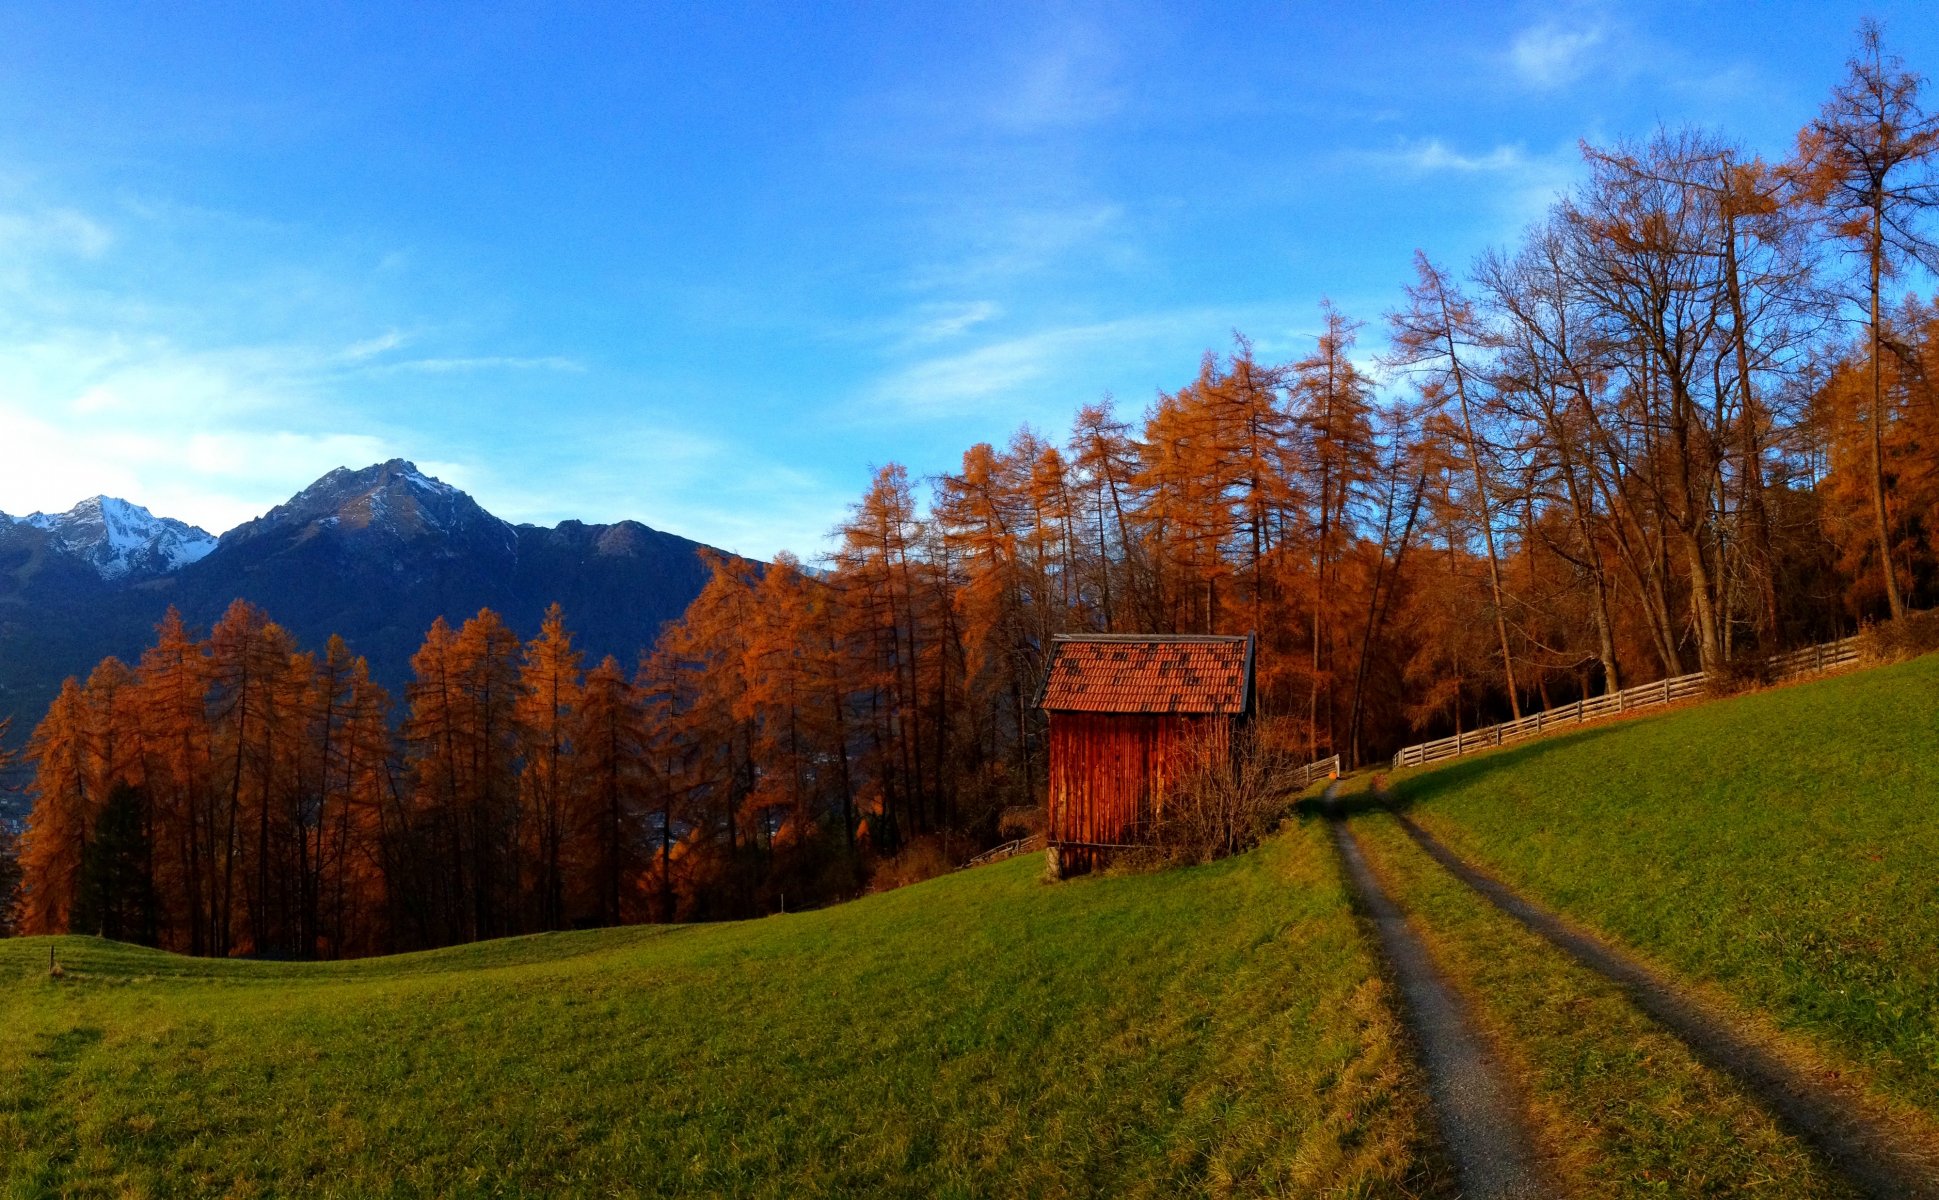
[1036,633,1255,876]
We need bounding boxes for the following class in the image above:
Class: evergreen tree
[72,782,157,944]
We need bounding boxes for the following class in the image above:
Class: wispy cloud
[1366,138,1534,174]
[451,424,848,559]
[1508,20,1607,89]
[863,309,1236,423]
[339,330,408,361]
[907,202,1131,291]
[0,402,421,533]
[988,21,1125,132]
[0,206,114,259]
[1353,136,1582,234]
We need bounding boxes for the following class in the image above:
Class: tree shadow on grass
[1386,722,1635,812]
[1291,721,1639,824]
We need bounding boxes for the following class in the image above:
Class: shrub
[996,805,1044,840]
[869,836,955,892]
[1859,609,1939,665]
[1705,652,1771,698]
[0,823,17,938]
[1145,727,1295,868]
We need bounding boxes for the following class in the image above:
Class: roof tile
[1039,635,1251,714]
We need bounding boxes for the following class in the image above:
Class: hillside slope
[0,823,1443,1198]
[1392,652,1939,1117]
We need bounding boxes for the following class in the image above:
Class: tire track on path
[1326,797,1552,1199]
[1393,809,1939,1200]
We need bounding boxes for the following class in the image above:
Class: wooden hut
[1036,633,1255,876]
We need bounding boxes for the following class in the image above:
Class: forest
[2,27,1936,956]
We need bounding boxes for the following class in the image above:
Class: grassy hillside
[1346,807,1856,1197]
[1394,652,1939,1116]
[0,822,1444,1199]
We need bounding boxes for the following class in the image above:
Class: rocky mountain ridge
[0,461,726,776]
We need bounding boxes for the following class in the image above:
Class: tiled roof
[1038,635,1253,715]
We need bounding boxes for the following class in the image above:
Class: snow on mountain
[5,495,217,581]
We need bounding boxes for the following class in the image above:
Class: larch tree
[517,603,585,932]
[1387,254,1523,716]
[1289,302,1379,755]
[136,608,214,954]
[575,653,646,926]
[16,680,98,934]
[1796,20,1939,619]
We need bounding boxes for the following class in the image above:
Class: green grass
[0,821,1446,1199]
[1346,800,1854,1197]
[1392,652,1939,1119]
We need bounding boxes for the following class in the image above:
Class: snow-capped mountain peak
[7,495,218,581]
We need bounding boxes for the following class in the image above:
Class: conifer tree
[517,603,584,931]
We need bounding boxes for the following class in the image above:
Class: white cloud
[339,330,408,361]
[1371,138,1532,174]
[1509,21,1606,88]
[0,399,419,533]
[863,309,1236,422]
[0,207,113,259]
[904,300,1003,344]
[1354,137,1582,235]
[0,324,460,533]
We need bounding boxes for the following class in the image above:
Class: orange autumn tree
[16,680,99,934]
[575,653,648,925]
[517,603,584,931]
[136,608,216,952]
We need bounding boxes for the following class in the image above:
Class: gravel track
[1327,806,1552,1198]
[1395,811,1939,1200]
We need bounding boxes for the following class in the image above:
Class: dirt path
[1326,804,1552,1198]
[1393,811,1939,1200]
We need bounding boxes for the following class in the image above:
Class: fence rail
[1393,634,1865,770]
[1766,636,1861,682]
[962,832,1046,869]
[1293,754,1342,791]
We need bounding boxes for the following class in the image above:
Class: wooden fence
[1293,754,1342,791]
[962,833,1046,869]
[1392,634,1865,770]
[1765,635,1862,682]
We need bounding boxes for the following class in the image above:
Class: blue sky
[0,1,1933,558]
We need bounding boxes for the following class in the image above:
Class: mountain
[1,496,216,584]
[0,461,724,778]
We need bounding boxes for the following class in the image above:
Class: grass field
[1393,651,1939,1119]
[0,820,1447,1199]
[16,656,1939,1197]
[1346,802,1855,1197]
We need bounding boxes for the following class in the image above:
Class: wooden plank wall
[1047,712,1229,863]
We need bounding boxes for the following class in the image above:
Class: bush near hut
[1142,728,1294,868]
